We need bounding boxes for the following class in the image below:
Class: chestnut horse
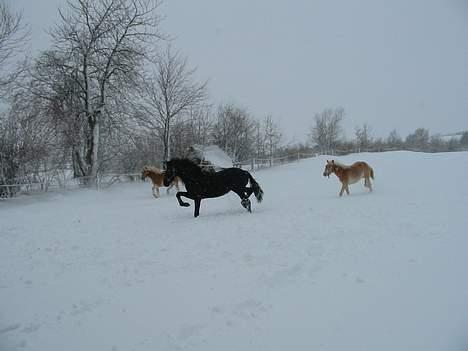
[323,160,374,196]
[141,166,181,198]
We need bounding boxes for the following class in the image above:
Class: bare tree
[211,103,255,162]
[186,104,213,147]
[25,50,86,176]
[309,107,344,154]
[47,0,164,179]
[0,90,60,195]
[406,128,430,150]
[0,109,19,194]
[263,115,282,163]
[309,112,327,152]
[252,120,265,159]
[133,46,207,162]
[169,104,213,157]
[386,129,402,149]
[459,131,468,148]
[0,1,29,94]
[355,123,372,152]
[429,135,446,152]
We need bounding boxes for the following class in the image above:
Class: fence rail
[0,153,321,200]
[236,152,318,171]
[2,146,449,200]
[0,172,142,200]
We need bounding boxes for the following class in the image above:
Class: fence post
[251,158,255,171]
[297,153,300,162]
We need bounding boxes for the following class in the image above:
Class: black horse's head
[163,158,203,186]
[163,160,176,186]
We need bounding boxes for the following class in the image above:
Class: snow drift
[1,151,467,351]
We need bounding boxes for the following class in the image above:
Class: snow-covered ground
[1,151,468,351]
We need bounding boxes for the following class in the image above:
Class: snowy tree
[252,120,265,159]
[309,107,344,154]
[170,104,213,156]
[47,0,164,180]
[263,115,282,162]
[133,46,207,162]
[354,123,372,152]
[211,103,255,162]
[460,131,468,148]
[406,128,430,150]
[0,1,28,94]
[386,129,403,148]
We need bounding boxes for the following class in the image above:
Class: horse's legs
[233,188,251,212]
[366,177,373,192]
[339,183,346,197]
[176,191,191,207]
[172,191,202,217]
[345,184,350,195]
[152,185,159,198]
[194,197,201,217]
[244,187,254,197]
[175,191,201,217]
[166,182,173,195]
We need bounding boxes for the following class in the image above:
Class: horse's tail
[248,173,264,203]
[370,167,374,180]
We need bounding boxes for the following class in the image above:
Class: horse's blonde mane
[143,165,162,174]
[331,160,349,169]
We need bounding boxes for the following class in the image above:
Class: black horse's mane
[168,158,212,175]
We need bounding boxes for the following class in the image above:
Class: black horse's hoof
[181,202,190,207]
[241,199,251,212]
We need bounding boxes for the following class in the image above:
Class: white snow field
[1,151,468,351]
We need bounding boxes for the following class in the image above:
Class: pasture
[1,151,467,351]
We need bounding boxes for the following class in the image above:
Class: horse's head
[141,166,150,181]
[163,160,176,186]
[323,160,336,177]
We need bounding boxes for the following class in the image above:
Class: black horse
[163,158,264,217]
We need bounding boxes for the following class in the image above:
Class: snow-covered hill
[1,151,467,351]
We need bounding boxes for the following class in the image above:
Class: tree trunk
[72,146,86,178]
[81,110,100,183]
[162,119,171,162]
[89,116,100,179]
[166,121,171,161]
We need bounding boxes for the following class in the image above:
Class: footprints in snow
[0,323,41,335]
[0,323,21,335]
[168,299,271,349]
[261,263,305,288]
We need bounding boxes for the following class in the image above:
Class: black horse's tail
[248,173,264,203]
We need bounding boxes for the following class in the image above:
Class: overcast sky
[10,0,468,141]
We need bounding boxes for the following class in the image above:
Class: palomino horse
[163,158,264,217]
[323,160,374,196]
[141,166,181,198]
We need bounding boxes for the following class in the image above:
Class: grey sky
[11,0,468,141]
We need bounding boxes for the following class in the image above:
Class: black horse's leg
[176,191,194,207]
[194,197,201,217]
[233,189,251,212]
[175,192,202,217]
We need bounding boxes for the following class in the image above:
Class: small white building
[187,145,233,170]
